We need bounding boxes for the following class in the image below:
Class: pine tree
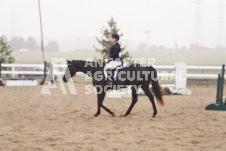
[46,40,60,52]
[0,36,15,63]
[26,37,38,50]
[95,17,129,59]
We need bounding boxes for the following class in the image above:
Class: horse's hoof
[111,112,115,117]
[152,112,157,118]
[124,113,129,117]
[94,113,100,117]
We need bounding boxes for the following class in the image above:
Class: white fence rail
[0,63,225,79]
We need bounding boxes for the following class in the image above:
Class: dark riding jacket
[108,41,122,62]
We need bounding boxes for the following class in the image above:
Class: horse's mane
[71,60,106,68]
[71,60,149,69]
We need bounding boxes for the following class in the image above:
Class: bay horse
[63,60,164,117]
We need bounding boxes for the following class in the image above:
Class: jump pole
[205,64,226,111]
[216,74,221,104]
[50,63,54,84]
[219,64,225,104]
[40,61,47,85]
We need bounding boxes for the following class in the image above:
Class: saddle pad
[103,65,126,78]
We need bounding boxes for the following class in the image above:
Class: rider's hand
[104,59,108,62]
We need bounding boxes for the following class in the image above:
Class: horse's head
[63,60,77,82]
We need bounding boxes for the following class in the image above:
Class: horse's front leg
[94,92,114,117]
[94,94,101,116]
[94,88,106,116]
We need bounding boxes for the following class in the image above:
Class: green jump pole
[216,74,221,104]
[219,64,225,104]
[205,64,226,111]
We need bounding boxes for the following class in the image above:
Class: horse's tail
[148,66,165,106]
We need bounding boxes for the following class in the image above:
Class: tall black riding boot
[107,69,114,85]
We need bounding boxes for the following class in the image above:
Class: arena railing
[0,63,225,81]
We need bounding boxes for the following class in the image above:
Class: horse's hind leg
[142,85,157,118]
[124,87,138,116]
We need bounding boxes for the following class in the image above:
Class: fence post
[0,61,4,86]
[12,64,15,79]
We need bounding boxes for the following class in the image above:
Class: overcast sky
[0,0,225,51]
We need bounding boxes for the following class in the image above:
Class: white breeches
[105,61,122,70]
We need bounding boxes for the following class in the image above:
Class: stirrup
[106,80,114,85]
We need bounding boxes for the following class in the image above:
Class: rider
[104,33,123,85]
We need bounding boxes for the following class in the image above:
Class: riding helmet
[112,34,120,41]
